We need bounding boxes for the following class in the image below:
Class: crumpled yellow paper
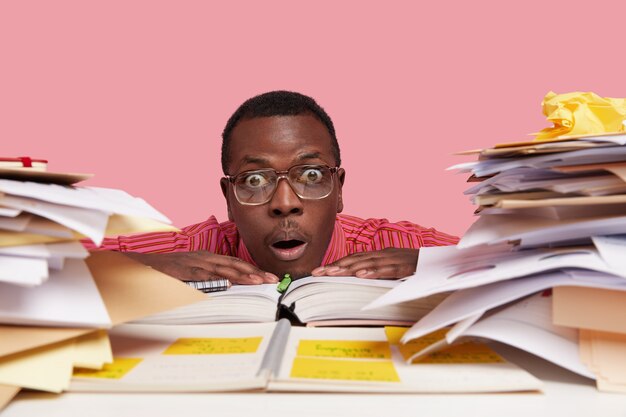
[534,91,626,141]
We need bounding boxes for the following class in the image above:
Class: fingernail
[355,269,370,278]
[326,266,342,274]
[265,272,279,283]
[311,267,325,275]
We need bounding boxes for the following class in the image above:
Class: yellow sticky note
[384,327,503,363]
[73,357,142,379]
[416,343,504,364]
[385,327,448,360]
[297,340,392,359]
[163,337,262,355]
[384,327,409,345]
[290,357,400,382]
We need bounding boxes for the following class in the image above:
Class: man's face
[221,114,345,279]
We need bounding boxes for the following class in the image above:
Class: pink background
[2,1,625,237]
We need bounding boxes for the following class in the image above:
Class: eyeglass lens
[233,165,334,205]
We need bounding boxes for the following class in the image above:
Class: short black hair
[221,90,341,174]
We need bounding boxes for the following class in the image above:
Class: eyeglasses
[224,164,339,205]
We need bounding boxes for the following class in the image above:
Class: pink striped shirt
[93,214,458,265]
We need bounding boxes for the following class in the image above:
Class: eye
[299,168,324,184]
[243,173,269,188]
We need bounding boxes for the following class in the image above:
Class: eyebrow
[240,151,323,167]
[240,156,271,166]
[296,152,323,161]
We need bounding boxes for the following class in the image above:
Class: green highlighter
[276,273,292,294]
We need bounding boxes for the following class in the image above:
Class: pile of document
[366,92,626,393]
[0,161,205,406]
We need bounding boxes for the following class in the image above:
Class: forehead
[228,115,335,172]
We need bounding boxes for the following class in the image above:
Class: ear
[220,177,234,221]
[336,168,345,213]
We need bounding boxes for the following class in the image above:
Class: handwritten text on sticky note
[163,337,262,355]
[416,343,505,364]
[290,357,400,382]
[296,340,392,359]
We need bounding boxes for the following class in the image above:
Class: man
[98,91,458,284]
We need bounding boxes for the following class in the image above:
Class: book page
[134,283,280,325]
[270,326,541,393]
[70,322,277,392]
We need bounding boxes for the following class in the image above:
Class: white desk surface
[3,343,625,417]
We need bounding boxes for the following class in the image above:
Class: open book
[69,320,542,393]
[133,276,448,327]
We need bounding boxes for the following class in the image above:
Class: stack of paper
[0,164,177,324]
[365,92,626,391]
[0,162,205,408]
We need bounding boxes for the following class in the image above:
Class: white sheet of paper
[0,180,170,223]
[459,210,626,249]
[464,168,570,195]
[45,241,90,259]
[592,235,626,271]
[445,312,484,343]
[365,245,626,310]
[453,293,595,379]
[0,243,50,258]
[0,206,21,217]
[0,194,109,245]
[465,146,626,177]
[0,241,87,259]
[470,171,624,196]
[0,213,32,232]
[47,257,65,270]
[401,271,626,343]
[0,255,48,286]
[23,215,75,238]
[0,258,111,328]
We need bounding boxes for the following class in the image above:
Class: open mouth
[269,240,308,261]
[272,240,305,249]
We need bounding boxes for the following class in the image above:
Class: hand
[124,251,279,285]
[311,248,419,280]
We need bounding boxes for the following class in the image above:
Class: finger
[311,253,375,276]
[198,255,279,283]
[219,257,280,282]
[338,257,397,276]
[354,264,414,280]
[311,265,345,276]
[213,265,274,285]
[184,264,264,285]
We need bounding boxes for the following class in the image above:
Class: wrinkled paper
[535,91,626,140]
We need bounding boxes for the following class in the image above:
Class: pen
[184,278,231,293]
[276,273,292,293]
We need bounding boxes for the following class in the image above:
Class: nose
[268,177,303,217]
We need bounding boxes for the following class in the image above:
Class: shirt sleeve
[83,216,232,254]
[391,220,460,247]
[344,217,459,251]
